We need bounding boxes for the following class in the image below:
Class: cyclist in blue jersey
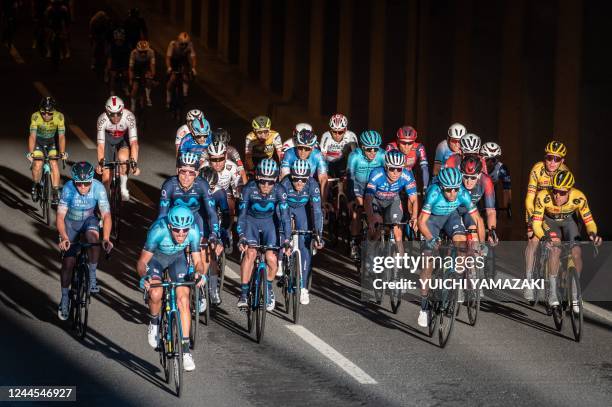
[57,162,113,320]
[416,167,480,328]
[364,150,419,246]
[346,130,385,259]
[201,167,231,305]
[433,123,465,176]
[178,117,212,168]
[280,159,324,305]
[136,205,205,372]
[481,142,512,211]
[237,159,292,311]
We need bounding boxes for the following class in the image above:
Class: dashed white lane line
[33,81,51,97]
[286,325,378,384]
[68,124,96,149]
[10,45,24,64]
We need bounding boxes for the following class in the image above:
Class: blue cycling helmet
[295,129,317,147]
[190,117,211,138]
[167,205,194,228]
[71,161,94,182]
[177,151,199,168]
[438,167,462,189]
[257,158,279,179]
[290,159,311,177]
[359,130,382,148]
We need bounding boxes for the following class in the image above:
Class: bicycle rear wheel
[438,281,458,348]
[42,173,50,226]
[171,315,183,397]
[291,251,302,324]
[255,267,267,343]
[110,174,122,241]
[568,267,583,342]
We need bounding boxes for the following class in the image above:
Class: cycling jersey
[489,161,511,189]
[237,181,291,246]
[365,167,417,201]
[178,133,212,161]
[525,161,570,221]
[175,124,190,146]
[280,177,323,233]
[532,188,597,238]
[245,130,283,166]
[434,139,456,167]
[158,176,219,238]
[143,217,201,256]
[166,40,196,69]
[225,146,245,172]
[30,111,65,140]
[203,159,243,196]
[96,110,138,144]
[320,131,358,162]
[280,147,327,177]
[385,141,428,170]
[463,173,496,209]
[422,184,475,216]
[57,179,110,221]
[347,147,385,184]
[129,48,154,74]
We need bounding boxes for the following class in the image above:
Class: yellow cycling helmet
[552,170,575,191]
[544,140,567,157]
[252,115,271,131]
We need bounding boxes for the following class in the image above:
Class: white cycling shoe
[147,323,158,348]
[183,353,196,371]
[58,296,70,321]
[300,288,310,305]
[417,310,428,328]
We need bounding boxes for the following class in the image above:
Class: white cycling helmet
[186,109,203,123]
[105,96,124,115]
[207,141,227,157]
[448,122,466,140]
[480,142,502,158]
[460,133,481,154]
[293,122,313,137]
[329,114,348,132]
[384,150,406,168]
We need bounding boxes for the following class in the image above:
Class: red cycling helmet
[460,155,482,175]
[396,126,417,142]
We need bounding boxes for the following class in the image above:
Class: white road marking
[68,124,96,149]
[10,45,24,64]
[286,325,378,384]
[33,81,52,97]
[583,303,612,324]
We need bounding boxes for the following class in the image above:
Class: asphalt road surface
[1,4,611,406]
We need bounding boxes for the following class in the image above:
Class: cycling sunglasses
[463,174,479,181]
[297,146,312,152]
[258,179,275,186]
[552,189,569,196]
[292,176,309,183]
[545,155,563,163]
[170,226,190,234]
[398,140,414,145]
[331,130,345,135]
[40,111,54,117]
[443,187,459,193]
[363,147,378,153]
[209,157,225,163]
[108,112,122,118]
[387,166,403,173]
[75,181,92,188]
[178,169,198,176]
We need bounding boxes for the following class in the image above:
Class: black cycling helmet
[40,96,56,113]
[212,128,231,145]
[201,167,219,188]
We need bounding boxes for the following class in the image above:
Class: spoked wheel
[291,252,302,324]
[171,315,183,397]
[110,177,122,241]
[255,267,267,343]
[282,256,290,313]
[74,265,90,339]
[199,285,210,326]
[247,277,254,334]
[218,250,226,293]
[42,175,50,226]
[338,195,350,246]
[568,267,583,342]
[438,286,458,348]
[189,286,199,350]
[159,310,170,383]
[389,247,401,314]
[465,271,480,326]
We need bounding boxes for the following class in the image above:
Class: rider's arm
[418,144,430,188]
[316,151,329,205]
[277,186,292,245]
[201,179,220,239]
[244,135,255,172]
[189,43,197,70]
[575,191,598,236]
[158,179,172,218]
[96,183,112,241]
[279,148,293,179]
[149,50,156,76]
[56,209,69,242]
[165,42,173,71]
[272,132,284,161]
[125,112,139,162]
[309,180,324,234]
[28,113,39,153]
[191,251,206,276]
[56,185,72,241]
[402,171,419,222]
[482,175,497,230]
[525,163,540,220]
[500,163,512,208]
[236,186,249,240]
[128,50,135,81]
[433,141,446,176]
[96,114,106,164]
[56,112,66,155]
[531,191,546,239]
[136,249,154,277]
[417,211,433,240]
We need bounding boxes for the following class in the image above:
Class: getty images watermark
[368,252,544,291]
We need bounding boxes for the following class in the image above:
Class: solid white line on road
[584,303,612,324]
[287,325,378,385]
[68,124,96,149]
[10,45,25,64]
[33,81,52,97]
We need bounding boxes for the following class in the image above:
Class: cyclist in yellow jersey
[523,141,569,301]
[244,115,283,173]
[531,170,601,307]
[27,97,67,205]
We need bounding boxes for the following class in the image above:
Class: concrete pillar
[498,0,524,235]
[282,0,298,101]
[184,0,193,32]
[451,0,473,125]
[553,0,582,177]
[308,0,325,116]
[336,0,353,116]
[403,0,419,126]
[200,0,210,49]
[218,0,231,61]
[259,0,272,89]
[368,0,385,130]
[415,0,429,138]
[239,0,250,75]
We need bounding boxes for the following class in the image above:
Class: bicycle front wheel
[465,271,480,326]
[255,267,267,343]
[568,267,583,342]
[159,309,170,383]
[291,251,302,324]
[171,314,183,397]
[190,286,199,350]
[42,173,50,226]
[438,279,458,348]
